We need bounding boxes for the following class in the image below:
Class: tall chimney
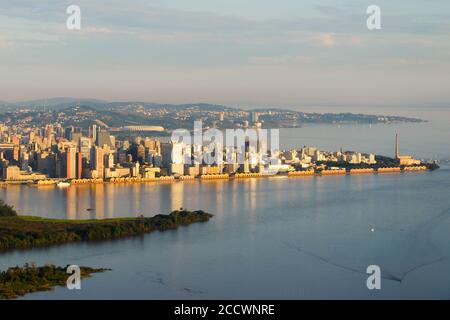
[395,133,399,159]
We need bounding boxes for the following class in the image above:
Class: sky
[0,0,449,108]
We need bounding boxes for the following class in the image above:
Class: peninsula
[0,201,213,252]
[0,264,109,299]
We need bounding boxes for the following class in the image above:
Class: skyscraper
[395,133,399,159]
[90,146,104,178]
[76,151,83,179]
[90,124,97,143]
[61,147,77,179]
[96,130,112,148]
[79,137,92,160]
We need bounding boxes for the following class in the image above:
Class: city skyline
[1,0,450,107]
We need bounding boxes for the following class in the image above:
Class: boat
[57,181,71,188]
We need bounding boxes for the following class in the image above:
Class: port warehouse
[0,166,429,185]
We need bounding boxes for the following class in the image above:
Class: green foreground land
[0,204,213,252]
[0,200,213,299]
[0,264,109,299]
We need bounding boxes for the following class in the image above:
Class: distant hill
[0,97,425,129]
[11,97,108,109]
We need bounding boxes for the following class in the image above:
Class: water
[1,107,450,299]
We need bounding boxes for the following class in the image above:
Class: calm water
[1,107,450,299]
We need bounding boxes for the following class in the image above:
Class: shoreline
[0,265,109,300]
[0,165,436,187]
[0,210,213,252]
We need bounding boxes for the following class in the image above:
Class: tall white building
[161,142,184,167]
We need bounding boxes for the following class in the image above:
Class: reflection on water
[0,166,449,299]
[1,116,450,299]
[1,178,275,220]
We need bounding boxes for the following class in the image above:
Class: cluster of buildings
[281,147,376,167]
[0,123,159,181]
[0,120,420,182]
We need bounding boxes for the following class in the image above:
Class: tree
[0,200,17,217]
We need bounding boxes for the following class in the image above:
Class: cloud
[83,27,112,34]
[248,55,314,66]
[318,33,337,46]
[390,58,430,66]
[1,0,450,105]
[0,35,16,48]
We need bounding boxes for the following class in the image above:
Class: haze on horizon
[1,0,449,108]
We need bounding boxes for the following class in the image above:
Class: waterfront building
[36,152,56,177]
[169,163,184,176]
[90,146,104,179]
[105,153,115,169]
[140,166,160,179]
[61,147,77,179]
[225,163,239,174]
[200,165,221,175]
[161,142,184,167]
[313,149,325,162]
[3,165,20,180]
[239,160,250,173]
[348,152,363,164]
[76,151,83,179]
[395,134,421,166]
[184,164,200,177]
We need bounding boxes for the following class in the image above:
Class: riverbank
[0,163,439,188]
[0,264,109,299]
[0,209,213,252]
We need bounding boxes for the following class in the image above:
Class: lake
[1,106,449,299]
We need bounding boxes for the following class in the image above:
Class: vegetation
[0,200,18,217]
[316,156,440,171]
[0,263,108,299]
[0,201,212,299]
[0,101,425,131]
[0,208,213,252]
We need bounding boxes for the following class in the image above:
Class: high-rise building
[96,130,113,148]
[161,142,184,168]
[79,137,91,160]
[137,144,145,163]
[61,147,77,179]
[144,138,161,154]
[90,146,104,178]
[105,153,114,169]
[395,133,399,159]
[71,132,82,145]
[76,151,83,179]
[250,112,259,123]
[64,126,74,140]
[90,124,97,142]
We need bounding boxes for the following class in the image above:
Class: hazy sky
[1,0,449,107]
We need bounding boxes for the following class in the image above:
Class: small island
[0,200,213,252]
[0,201,212,299]
[0,264,109,299]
